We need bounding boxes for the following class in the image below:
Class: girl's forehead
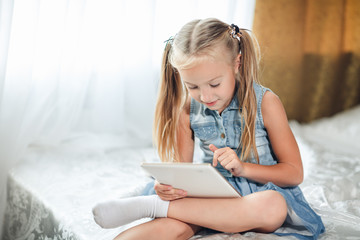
[179,50,233,72]
[179,58,230,83]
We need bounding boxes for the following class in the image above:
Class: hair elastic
[229,24,242,42]
[164,36,174,49]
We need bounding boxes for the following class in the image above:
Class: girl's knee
[154,218,196,240]
[260,190,287,231]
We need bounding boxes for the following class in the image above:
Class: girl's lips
[205,101,217,107]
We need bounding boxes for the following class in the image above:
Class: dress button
[221,133,225,139]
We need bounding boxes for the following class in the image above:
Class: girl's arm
[176,98,195,163]
[211,91,303,187]
[241,91,303,187]
[155,98,195,200]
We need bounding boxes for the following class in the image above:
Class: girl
[93,18,325,240]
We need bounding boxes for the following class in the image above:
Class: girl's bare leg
[168,190,287,233]
[114,190,286,239]
[114,218,201,240]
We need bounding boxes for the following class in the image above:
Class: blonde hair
[154,18,260,163]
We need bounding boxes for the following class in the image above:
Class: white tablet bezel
[141,162,241,198]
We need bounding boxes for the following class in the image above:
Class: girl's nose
[200,88,213,103]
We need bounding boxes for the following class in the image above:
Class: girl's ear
[234,54,241,74]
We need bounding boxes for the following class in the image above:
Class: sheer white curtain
[0,0,256,234]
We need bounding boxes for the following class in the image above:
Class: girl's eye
[210,83,220,88]
[187,86,198,90]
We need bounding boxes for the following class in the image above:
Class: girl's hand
[209,144,244,177]
[154,181,187,201]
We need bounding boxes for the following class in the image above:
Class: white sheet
[2,106,360,240]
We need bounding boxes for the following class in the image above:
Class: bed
[2,105,360,240]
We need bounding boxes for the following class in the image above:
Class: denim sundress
[189,82,325,239]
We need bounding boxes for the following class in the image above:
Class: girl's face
[179,56,239,114]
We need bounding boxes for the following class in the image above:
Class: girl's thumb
[209,144,218,152]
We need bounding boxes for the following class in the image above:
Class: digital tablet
[141,162,241,198]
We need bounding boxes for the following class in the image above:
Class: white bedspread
[2,106,360,240]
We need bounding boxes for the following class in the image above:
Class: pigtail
[236,30,260,163]
[153,41,186,162]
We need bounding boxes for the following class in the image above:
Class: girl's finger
[217,150,233,162]
[210,144,227,166]
[159,192,186,201]
[158,188,187,198]
[219,156,232,167]
[155,183,172,191]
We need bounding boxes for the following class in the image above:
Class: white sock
[92,195,169,228]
